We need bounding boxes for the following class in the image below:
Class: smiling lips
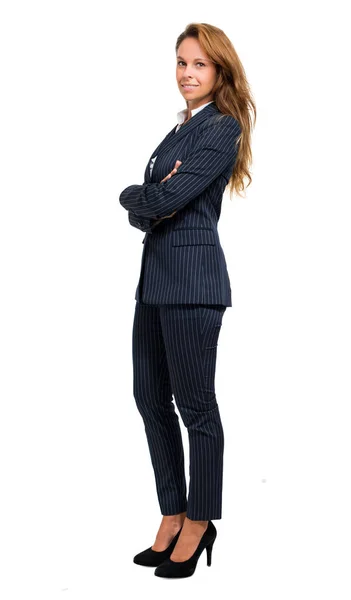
[182,84,199,90]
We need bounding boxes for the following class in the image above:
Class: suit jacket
[119,102,241,306]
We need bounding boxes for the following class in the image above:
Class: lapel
[144,102,220,183]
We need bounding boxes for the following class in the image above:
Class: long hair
[176,23,256,199]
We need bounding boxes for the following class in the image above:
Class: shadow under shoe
[154,520,217,578]
[133,526,183,567]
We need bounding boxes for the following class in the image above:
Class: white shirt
[149,101,214,177]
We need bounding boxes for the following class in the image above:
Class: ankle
[186,518,208,525]
[183,517,209,530]
[161,512,186,527]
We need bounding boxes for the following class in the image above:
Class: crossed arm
[120,115,241,227]
[127,162,180,232]
[127,208,176,233]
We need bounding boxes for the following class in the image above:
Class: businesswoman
[119,22,256,578]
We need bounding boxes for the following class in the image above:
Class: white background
[1,1,350,598]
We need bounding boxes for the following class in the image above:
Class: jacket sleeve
[119,116,241,219]
[128,210,155,233]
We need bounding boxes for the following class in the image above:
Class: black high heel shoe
[133,526,183,567]
[154,520,217,578]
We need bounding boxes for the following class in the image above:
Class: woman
[119,22,256,579]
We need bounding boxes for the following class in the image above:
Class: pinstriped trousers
[132,301,227,520]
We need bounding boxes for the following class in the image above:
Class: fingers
[160,160,183,183]
[160,172,172,183]
[160,172,174,183]
[171,160,182,174]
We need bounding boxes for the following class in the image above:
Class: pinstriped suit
[119,101,241,520]
[120,101,241,306]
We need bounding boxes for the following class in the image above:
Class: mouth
[181,84,199,91]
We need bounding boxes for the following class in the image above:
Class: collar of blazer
[143,102,221,184]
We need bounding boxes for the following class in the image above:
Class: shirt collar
[176,100,214,126]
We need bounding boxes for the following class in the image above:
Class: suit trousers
[132,300,227,520]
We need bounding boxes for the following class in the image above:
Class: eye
[177,61,205,67]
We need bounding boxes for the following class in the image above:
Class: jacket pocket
[172,228,216,247]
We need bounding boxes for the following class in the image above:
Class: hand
[160,160,182,184]
[151,211,177,228]
[152,160,182,226]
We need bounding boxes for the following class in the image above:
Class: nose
[183,65,196,79]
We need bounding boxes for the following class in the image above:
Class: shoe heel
[206,539,215,566]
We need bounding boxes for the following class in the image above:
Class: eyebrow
[177,55,209,61]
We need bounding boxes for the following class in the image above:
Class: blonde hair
[176,23,256,199]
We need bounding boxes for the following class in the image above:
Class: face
[176,37,217,110]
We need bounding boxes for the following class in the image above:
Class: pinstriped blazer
[119,101,241,306]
